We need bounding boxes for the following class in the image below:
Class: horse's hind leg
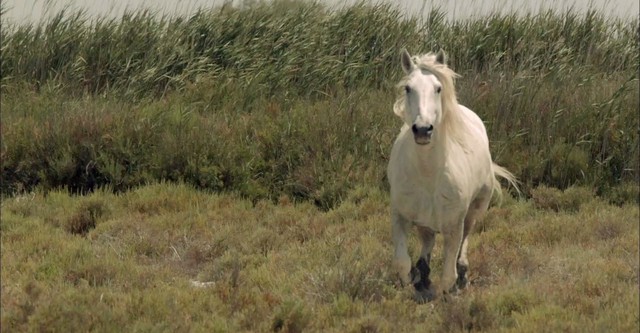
[391,210,412,286]
[455,215,475,290]
[414,226,436,302]
[456,227,472,290]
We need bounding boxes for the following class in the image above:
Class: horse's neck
[409,136,447,178]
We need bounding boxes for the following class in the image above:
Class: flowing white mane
[393,53,472,148]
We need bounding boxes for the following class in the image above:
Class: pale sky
[2,0,638,24]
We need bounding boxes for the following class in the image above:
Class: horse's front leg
[440,218,465,298]
[413,226,436,303]
[391,209,413,286]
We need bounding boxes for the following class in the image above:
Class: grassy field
[1,183,638,331]
[1,0,639,331]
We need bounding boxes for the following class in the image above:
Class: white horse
[387,49,519,302]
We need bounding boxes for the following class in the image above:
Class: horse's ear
[436,49,447,65]
[400,49,414,73]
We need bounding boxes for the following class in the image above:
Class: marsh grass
[1,1,638,206]
[1,183,638,331]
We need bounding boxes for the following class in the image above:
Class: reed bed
[1,1,638,207]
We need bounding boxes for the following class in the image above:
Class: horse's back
[457,104,489,147]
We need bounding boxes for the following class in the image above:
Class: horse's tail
[491,162,521,204]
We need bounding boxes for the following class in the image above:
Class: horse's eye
[436,86,442,93]
[404,86,411,94]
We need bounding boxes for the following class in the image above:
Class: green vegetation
[1,1,639,330]
[1,183,638,331]
[1,1,638,206]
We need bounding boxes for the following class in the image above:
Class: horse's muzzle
[412,124,433,145]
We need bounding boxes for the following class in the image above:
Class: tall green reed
[1,0,637,206]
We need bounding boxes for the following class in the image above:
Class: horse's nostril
[412,124,434,135]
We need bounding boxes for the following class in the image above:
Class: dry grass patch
[1,183,638,332]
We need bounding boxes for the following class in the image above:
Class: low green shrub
[1,1,637,207]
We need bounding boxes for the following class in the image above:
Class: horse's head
[396,49,447,145]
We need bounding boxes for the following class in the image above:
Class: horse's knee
[393,256,412,285]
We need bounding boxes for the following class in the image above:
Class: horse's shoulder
[454,104,489,148]
[457,104,484,127]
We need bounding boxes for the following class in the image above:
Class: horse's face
[400,50,443,145]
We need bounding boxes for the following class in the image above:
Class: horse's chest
[392,184,461,229]
[394,190,435,223]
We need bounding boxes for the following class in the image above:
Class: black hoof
[456,263,468,290]
[414,287,436,304]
